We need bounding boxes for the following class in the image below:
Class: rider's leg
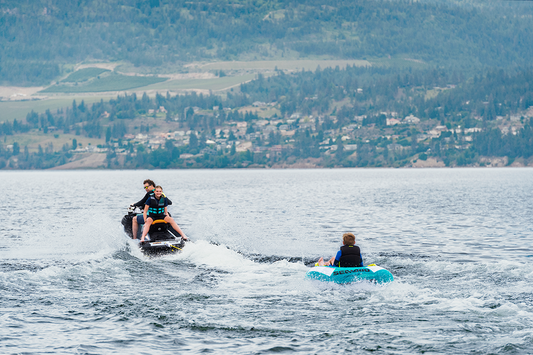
[140,217,153,242]
[164,216,188,240]
[132,217,139,239]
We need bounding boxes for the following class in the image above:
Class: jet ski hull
[121,213,185,256]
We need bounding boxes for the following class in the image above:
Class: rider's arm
[143,203,149,221]
[134,192,150,207]
[333,250,342,267]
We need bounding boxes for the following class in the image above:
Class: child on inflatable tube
[316,233,363,268]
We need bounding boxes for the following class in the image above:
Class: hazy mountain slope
[1,0,533,85]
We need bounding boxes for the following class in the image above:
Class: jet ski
[121,206,185,256]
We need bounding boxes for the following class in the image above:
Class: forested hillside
[240,66,533,124]
[2,0,533,85]
[2,65,532,169]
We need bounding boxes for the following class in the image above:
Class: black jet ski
[121,206,185,256]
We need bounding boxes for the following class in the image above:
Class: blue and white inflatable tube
[306,265,394,284]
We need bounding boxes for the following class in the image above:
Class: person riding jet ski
[140,185,188,243]
[130,179,172,239]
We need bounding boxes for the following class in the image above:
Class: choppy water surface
[1,168,532,354]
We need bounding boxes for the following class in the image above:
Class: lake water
[1,168,532,354]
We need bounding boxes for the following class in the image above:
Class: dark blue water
[1,168,532,354]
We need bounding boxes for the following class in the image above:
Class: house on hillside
[298,122,315,130]
[388,144,404,151]
[387,118,401,126]
[236,141,253,152]
[403,114,420,124]
[280,130,295,136]
[428,130,441,138]
[464,128,482,133]
[344,144,357,151]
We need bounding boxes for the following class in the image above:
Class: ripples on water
[1,168,532,354]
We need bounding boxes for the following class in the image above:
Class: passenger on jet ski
[140,185,188,242]
[316,233,363,267]
[130,179,172,239]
